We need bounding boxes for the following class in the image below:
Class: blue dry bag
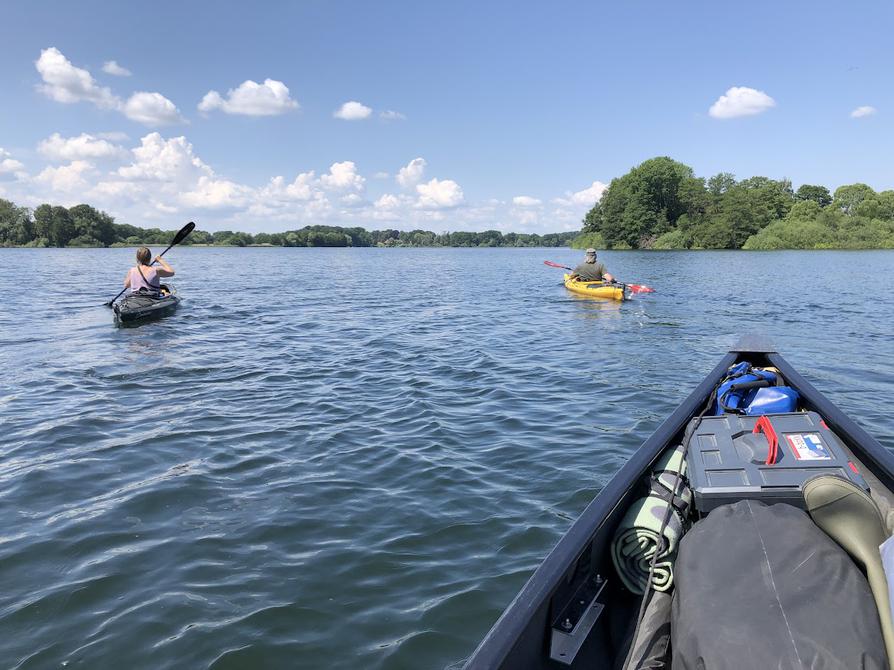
[714,362,799,415]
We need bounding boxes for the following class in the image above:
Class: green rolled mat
[611,446,690,595]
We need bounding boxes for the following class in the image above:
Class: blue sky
[1,0,892,233]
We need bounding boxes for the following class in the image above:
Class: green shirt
[572,260,607,281]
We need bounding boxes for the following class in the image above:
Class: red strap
[753,415,779,465]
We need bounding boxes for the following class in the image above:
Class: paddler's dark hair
[136,247,151,265]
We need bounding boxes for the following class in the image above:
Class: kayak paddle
[104,221,195,307]
[544,260,655,293]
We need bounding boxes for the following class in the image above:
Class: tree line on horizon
[5,157,894,251]
[575,156,894,250]
[0,199,576,249]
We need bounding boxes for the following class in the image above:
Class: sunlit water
[1,247,893,669]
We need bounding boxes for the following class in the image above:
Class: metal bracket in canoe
[549,574,607,665]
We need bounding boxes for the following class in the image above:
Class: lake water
[2,247,893,669]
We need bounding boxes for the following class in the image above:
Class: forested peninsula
[575,157,894,250]
[0,199,574,248]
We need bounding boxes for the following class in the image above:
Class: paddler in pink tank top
[123,246,175,294]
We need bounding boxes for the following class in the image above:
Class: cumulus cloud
[380,110,406,121]
[117,133,211,181]
[123,92,185,126]
[97,131,129,141]
[708,86,776,119]
[851,105,877,118]
[35,48,185,127]
[38,132,128,162]
[375,194,401,210]
[553,181,608,208]
[35,47,119,109]
[180,175,251,209]
[5,126,618,234]
[334,101,373,120]
[0,148,26,177]
[571,181,608,206]
[102,60,132,77]
[36,160,94,192]
[416,178,464,209]
[198,79,299,116]
[320,161,365,191]
[397,157,426,189]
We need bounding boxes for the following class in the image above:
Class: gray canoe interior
[478,352,894,670]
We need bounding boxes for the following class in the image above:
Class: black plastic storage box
[686,411,869,513]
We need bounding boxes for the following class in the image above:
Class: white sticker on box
[786,433,832,460]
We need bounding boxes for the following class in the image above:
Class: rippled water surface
[2,247,893,669]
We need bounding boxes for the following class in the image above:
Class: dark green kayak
[113,285,180,324]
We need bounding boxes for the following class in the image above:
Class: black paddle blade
[172,221,195,245]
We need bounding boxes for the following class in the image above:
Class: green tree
[707,173,736,197]
[595,157,700,248]
[833,183,875,215]
[795,184,832,208]
[34,204,75,247]
[0,199,34,246]
[68,204,116,247]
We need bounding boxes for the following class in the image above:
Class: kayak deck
[563,274,628,300]
[465,338,894,669]
[114,285,180,323]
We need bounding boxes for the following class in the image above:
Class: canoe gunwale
[464,351,739,668]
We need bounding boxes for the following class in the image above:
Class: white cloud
[708,86,776,119]
[372,171,390,179]
[117,133,211,181]
[35,47,119,109]
[334,101,372,120]
[198,79,299,116]
[36,160,94,192]
[38,132,128,162]
[180,175,251,209]
[261,172,319,201]
[397,157,426,189]
[4,126,617,234]
[102,60,132,77]
[0,148,26,177]
[416,178,464,209]
[380,110,406,121]
[851,105,877,118]
[571,181,608,206]
[320,161,365,191]
[123,92,185,126]
[97,131,129,141]
[375,194,400,210]
[34,48,184,128]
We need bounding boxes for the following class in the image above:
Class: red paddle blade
[627,284,655,293]
[544,260,572,270]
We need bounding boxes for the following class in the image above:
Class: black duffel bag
[672,500,887,669]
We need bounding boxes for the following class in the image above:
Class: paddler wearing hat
[568,248,614,282]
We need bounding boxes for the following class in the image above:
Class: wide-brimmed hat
[585,248,597,255]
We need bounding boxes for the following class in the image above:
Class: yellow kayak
[563,274,628,300]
